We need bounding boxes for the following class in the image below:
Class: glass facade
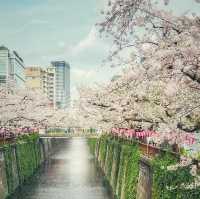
[0,46,25,87]
[0,47,9,85]
[51,61,70,109]
[10,51,25,87]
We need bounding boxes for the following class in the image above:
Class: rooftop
[51,61,70,68]
[0,45,9,51]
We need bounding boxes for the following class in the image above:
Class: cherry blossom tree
[77,66,200,134]
[76,0,200,149]
[0,83,73,137]
[93,0,200,132]
[98,0,200,63]
[73,0,200,189]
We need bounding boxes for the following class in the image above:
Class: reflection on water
[9,138,112,199]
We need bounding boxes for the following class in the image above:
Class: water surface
[9,138,112,199]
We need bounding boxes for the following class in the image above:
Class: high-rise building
[0,46,10,85]
[0,46,25,87]
[45,67,55,106]
[25,67,46,91]
[24,62,70,109]
[50,61,70,109]
[25,66,54,107]
[10,51,25,87]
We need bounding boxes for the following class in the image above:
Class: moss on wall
[116,145,128,199]
[89,136,200,199]
[3,145,18,194]
[16,140,41,184]
[3,134,42,196]
[98,136,108,169]
[87,138,97,156]
[104,141,114,181]
[123,144,140,199]
[110,141,121,192]
[94,136,140,199]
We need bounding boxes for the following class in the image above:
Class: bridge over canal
[40,132,99,139]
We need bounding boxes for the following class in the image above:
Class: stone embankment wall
[88,136,200,199]
[0,136,59,199]
[88,136,153,199]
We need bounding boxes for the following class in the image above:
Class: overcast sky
[0,0,119,98]
[0,0,199,98]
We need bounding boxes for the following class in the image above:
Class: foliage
[0,84,75,135]
[110,140,121,191]
[105,141,114,180]
[116,145,129,199]
[124,144,140,199]
[98,136,109,168]
[16,140,40,183]
[3,145,17,194]
[16,133,39,143]
[151,152,200,198]
[87,138,97,155]
[0,85,51,129]
[97,136,140,199]
[97,136,200,199]
[76,0,200,153]
[3,135,41,195]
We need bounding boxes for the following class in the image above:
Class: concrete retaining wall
[0,138,57,199]
[136,156,152,199]
[93,137,153,199]
[0,150,7,199]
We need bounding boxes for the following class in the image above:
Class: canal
[9,138,112,199]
